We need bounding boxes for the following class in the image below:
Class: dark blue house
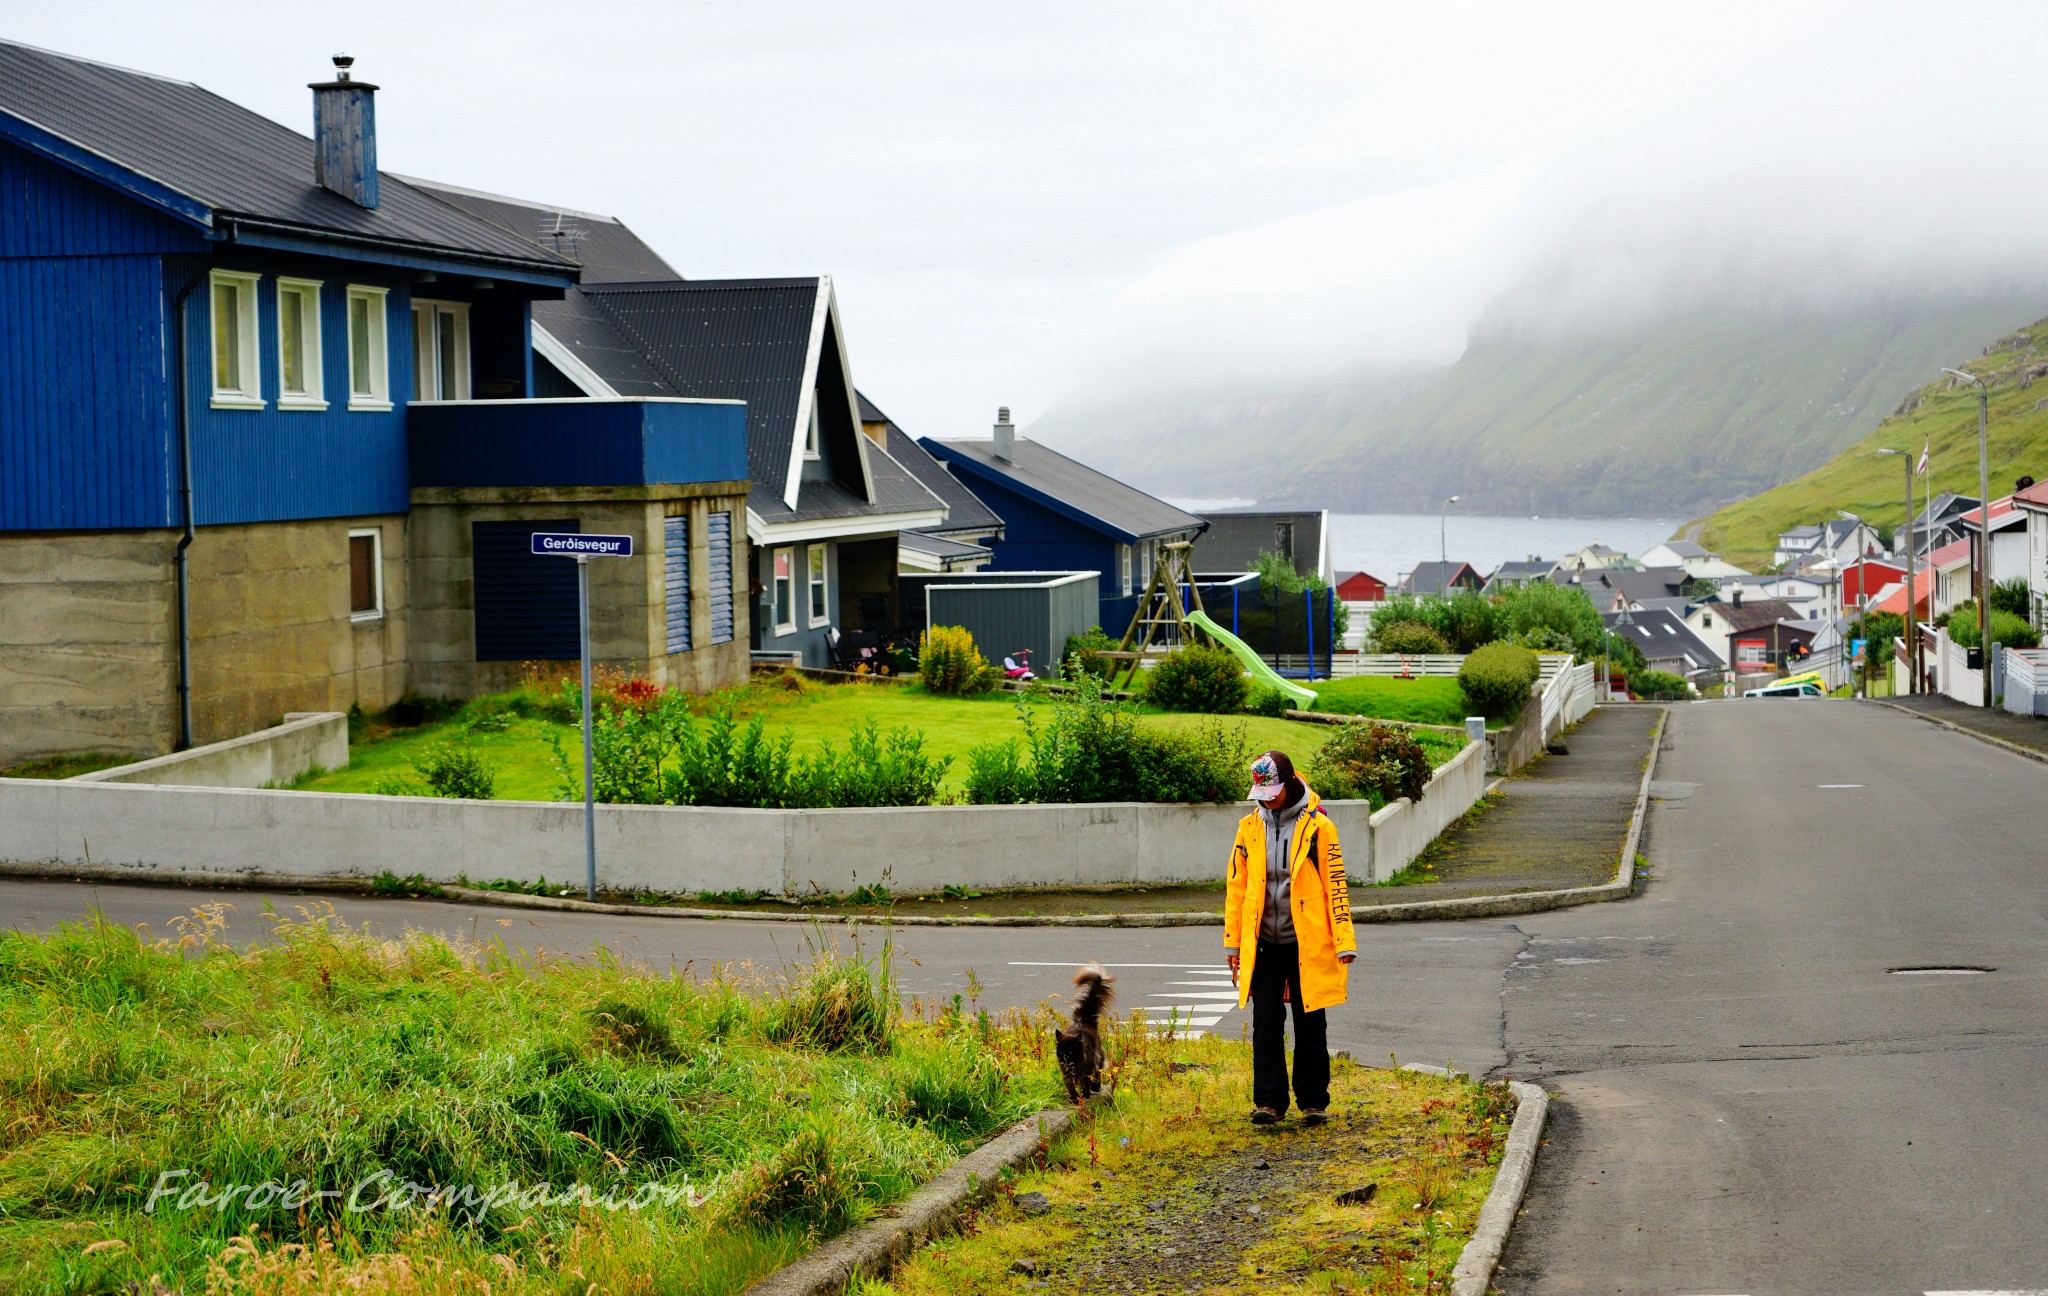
[0,43,752,763]
[922,411,1206,634]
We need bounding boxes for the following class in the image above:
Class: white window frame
[1119,543,1133,596]
[209,270,264,409]
[803,403,820,460]
[274,277,326,410]
[772,546,796,635]
[806,542,830,627]
[345,286,392,410]
[348,527,385,622]
[409,298,472,402]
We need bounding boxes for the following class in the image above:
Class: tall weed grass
[0,906,1059,1295]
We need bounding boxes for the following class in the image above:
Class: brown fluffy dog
[1054,964,1115,1104]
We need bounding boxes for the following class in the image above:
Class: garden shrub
[1373,620,1452,654]
[1991,577,2032,617]
[1146,643,1249,713]
[966,676,1253,804]
[1629,669,1691,699]
[1458,641,1541,719]
[1439,589,1502,653]
[963,738,1035,803]
[1245,685,1293,717]
[919,625,999,695]
[1306,722,1433,808]
[1495,581,1605,658]
[562,696,952,809]
[410,742,497,799]
[1945,602,2039,650]
[1061,626,1118,681]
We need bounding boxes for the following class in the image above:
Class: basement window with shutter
[209,271,263,409]
[664,515,691,653]
[276,278,325,409]
[349,529,383,621]
[346,286,391,410]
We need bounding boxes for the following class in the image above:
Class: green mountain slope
[1037,293,2042,518]
[1694,318,2048,570]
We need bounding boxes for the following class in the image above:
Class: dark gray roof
[404,180,680,283]
[1655,540,1710,559]
[1603,609,1719,673]
[1586,566,1688,604]
[0,41,573,274]
[1705,597,1806,632]
[1485,558,1555,586]
[924,437,1203,543]
[531,291,676,397]
[899,530,993,564]
[1399,561,1482,595]
[866,403,1004,540]
[1630,595,1694,618]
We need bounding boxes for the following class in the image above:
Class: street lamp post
[1440,495,1460,572]
[1942,368,1992,707]
[1878,448,1917,695]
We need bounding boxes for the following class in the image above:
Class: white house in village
[1713,571,1837,623]
[2015,481,2048,628]
[1559,543,1632,574]
[1774,517,1884,570]
[1640,540,1751,582]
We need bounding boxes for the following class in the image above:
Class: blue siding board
[181,259,413,525]
[410,400,747,489]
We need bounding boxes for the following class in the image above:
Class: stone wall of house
[406,483,751,701]
[0,516,409,764]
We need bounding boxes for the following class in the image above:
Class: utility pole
[1942,368,1992,707]
[1440,495,1460,571]
[1840,511,1866,696]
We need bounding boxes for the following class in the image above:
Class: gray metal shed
[918,571,1101,676]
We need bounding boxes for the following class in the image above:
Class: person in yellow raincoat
[1224,749,1355,1125]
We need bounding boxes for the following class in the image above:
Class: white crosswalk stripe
[1011,961,1239,1040]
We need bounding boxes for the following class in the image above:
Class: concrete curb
[739,1107,1075,1296]
[437,885,1224,927]
[1867,698,2048,767]
[1404,1064,1549,1296]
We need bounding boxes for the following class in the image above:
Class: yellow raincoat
[1223,791,1356,1012]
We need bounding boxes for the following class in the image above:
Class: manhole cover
[1887,965,1994,976]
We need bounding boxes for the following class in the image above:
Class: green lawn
[1307,675,1484,727]
[296,681,1364,801]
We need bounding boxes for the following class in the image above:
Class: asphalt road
[3,699,2044,1293]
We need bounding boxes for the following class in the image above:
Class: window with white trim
[807,543,829,626]
[346,286,391,409]
[275,278,325,409]
[410,299,471,401]
[209,270,263,408]
[803,404,820,459]
[348,528,384,621]
[1119,544,1133,596]
[772,547,795,634]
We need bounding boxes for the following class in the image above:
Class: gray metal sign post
[531,532,634,901]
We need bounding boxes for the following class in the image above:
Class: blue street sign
[531,532,633,558]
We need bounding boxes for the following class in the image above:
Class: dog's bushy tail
[1071,963,1115,1028]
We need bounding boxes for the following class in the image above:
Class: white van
[1742,678,1825,698]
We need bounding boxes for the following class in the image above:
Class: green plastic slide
[1184,610,1317,708]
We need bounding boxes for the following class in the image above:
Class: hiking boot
[1249,1106,1280,1126]
[1301,1109,1328,1127]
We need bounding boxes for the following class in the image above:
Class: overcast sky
[15,2,2048,439]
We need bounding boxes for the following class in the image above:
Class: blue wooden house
[0,43,752,763]
[922,412,1206,633]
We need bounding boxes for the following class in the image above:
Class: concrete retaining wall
[1365,739,1485,882]
[69,712,349,789]
[0,738,1484,895]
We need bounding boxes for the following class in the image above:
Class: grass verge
[853,1047,1513,1295]
[0,904,1061,1295]
[0,751,135,780]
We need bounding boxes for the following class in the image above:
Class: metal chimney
[992,406,1014,463]
[309,54,379,208]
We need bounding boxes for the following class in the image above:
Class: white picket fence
[2002,648,2048,716]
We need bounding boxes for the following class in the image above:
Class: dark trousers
[1249,938,1329,1115]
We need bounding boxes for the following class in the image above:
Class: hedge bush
[1306,722,1433,808]
[1629,669,1691,699]
[919,625,999,695]
[1061,626,1118,680]
[1373,620,1452,655]
[1146,643,1249,714]
[1458,641,1541,719]
[1945,603,2040,650]
[963,675,1255,804]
